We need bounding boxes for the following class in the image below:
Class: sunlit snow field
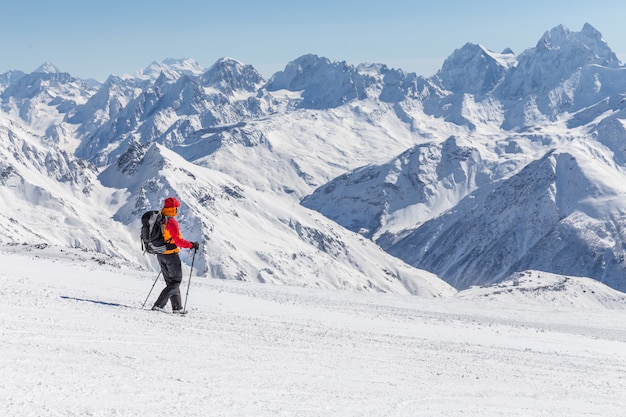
[3,248,626,417]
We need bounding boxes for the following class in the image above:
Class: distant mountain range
[2,22,626,295]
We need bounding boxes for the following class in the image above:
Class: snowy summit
[34,61,62,74]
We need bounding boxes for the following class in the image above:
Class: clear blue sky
[3,0,626,81]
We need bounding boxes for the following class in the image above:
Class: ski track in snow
[2,251,626,417]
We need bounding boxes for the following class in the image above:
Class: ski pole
[142,270,162,308]
[183,247,197,313]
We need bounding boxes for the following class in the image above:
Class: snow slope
[3,248,626,417]
[0,113,138,260]
[97,142,453,296]
[458,270,626,309]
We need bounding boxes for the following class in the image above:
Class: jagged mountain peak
[200,57,265,94]
[0,62,96,137]
[34,61,62,74]
[98,142,174,192]
[496,23,620,100]
[537,23,618,65]
[265,54,373,108]
[265,54,346,91]
[211,56,246,68]
[435,43,516,95]
[112,140,149,176]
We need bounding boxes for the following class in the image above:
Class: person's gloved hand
[192,242,200,250]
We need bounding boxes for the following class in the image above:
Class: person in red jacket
[152,197,199,314]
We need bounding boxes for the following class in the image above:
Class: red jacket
[162,217,193,254]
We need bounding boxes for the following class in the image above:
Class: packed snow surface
[4,248,626,417]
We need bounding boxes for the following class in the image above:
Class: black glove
[192,242,200,250]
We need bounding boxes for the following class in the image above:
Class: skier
[151,197,199,314]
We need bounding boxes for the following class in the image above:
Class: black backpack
[140,211,175,254]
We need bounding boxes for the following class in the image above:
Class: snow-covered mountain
[0,112,136,259]
[435,43,516,96]
[302,135,496,242]
[387,148,626,290]
[301,23,626,292]
[2,23,626,297]
[0,64,98,150]
[97,141,452,296]
[456,269,626,309]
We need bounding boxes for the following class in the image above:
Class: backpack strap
[161,216,174,244]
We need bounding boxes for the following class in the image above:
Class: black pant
[154,253,183,310]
